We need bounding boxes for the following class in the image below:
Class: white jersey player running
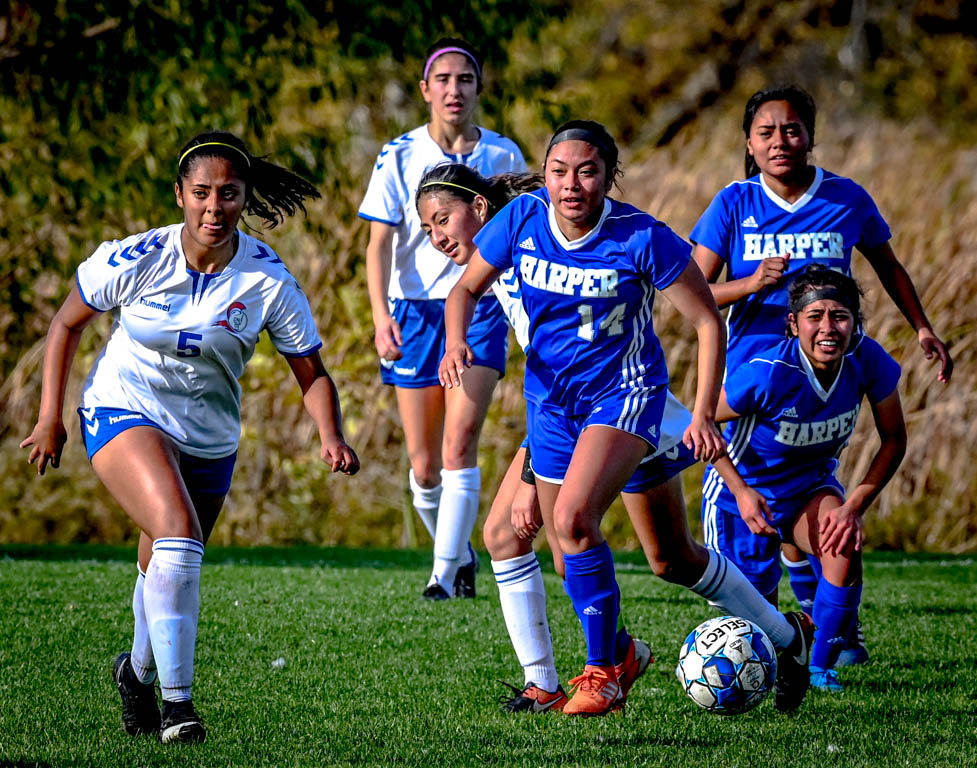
[359,37,526,599]
[22,132,359,744]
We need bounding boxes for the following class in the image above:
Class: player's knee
[553,502,596,547]
[408,457,441,488]
[483,509,518,559]
[442,427,479,469]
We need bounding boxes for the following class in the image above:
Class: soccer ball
[676,615,777,715]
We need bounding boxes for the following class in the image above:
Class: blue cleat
[810,666,844,693]
[835,620,869,667]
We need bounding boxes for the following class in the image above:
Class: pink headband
[423,47,481,80]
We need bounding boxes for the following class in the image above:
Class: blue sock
[613,584,631,664]
[811,580,862,670]
[782,552,818,612]
[563,541,619,666]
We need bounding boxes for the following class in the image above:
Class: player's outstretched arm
[821,389,906,555]
[661,260,727,463]
[286,352,360,475]
[21,284,99,475]
[860,241,953,383]
[440,249,501,389]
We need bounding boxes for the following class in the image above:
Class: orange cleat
[563,665,623,716]
[614,637,653,699]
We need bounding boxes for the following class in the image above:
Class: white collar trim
[759,166,823,213]
[797,339,842,402]
[547,198,612,250]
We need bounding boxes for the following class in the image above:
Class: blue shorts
[701,465,844,596]
[78,407,237,496]
[623,440,697,493]
[527,386,667,484]
[380,297,508,388]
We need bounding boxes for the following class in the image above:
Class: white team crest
[519,237,536,251]
[742,215,758,228]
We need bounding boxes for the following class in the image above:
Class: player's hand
[374,315,403,362]
[320,436,360,475]
[438,343,474,389]
[918,328,953,384]
[20,419,68,476]
[748,256,789,294]
[510,481,542,542]
[819,501,862,556]
[734,487,777,536]
[683,414,726,464]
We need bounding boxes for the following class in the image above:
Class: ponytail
[177,131,321,229]
[415,163,541,219]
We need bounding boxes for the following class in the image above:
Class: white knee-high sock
[492,554,560,692]
[409,469,441,539]
[691,549,795,650]
[432,468,480,587]
[130,566,156,684]
[144,537,204,703]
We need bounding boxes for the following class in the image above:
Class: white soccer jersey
[76,223,322,458]
[358,124,526,300]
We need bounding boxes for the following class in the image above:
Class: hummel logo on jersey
[783,406,799,418]
[519,237,536,251]
[742,216,758,228]
[583,605,601,616]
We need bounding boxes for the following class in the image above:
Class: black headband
[547,128,612,158]
[790,287,855,314]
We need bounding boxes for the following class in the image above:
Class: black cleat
[453,545,479,599]
[113,652,161,736]
[773,611,815,713]
[422,582,451,601]
[159,699,206,744]
[498,681,568,713]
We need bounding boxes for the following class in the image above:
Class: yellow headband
[419,180,482,197]
[178,141,251,170]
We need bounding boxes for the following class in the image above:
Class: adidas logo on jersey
[782,406,799,418]
[519,237,536,251]
[742,216,758,228]
[583,605,601,616]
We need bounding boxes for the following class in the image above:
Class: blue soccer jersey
[703,334,900,507]
[474,188,690,415]
[691,167,891,372]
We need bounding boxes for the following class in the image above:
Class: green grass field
[1,546,974,767]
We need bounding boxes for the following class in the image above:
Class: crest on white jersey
[519,237,536,251]
[214,302,249,334]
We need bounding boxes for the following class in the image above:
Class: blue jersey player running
[438,123,815,716]
[710,265,907,692]
[419,162,817,716]
[359,37,526,600]
[693,85,951,666]
[21,132,359,743]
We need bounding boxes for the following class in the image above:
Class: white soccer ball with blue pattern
[676,615,777,715]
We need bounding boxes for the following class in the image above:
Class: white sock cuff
[409,469,442,510]
[691,549,722,598]
[441,467,481,492]
[781,551,813,570]
[151,537,204,569]
[492,553,540,585]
